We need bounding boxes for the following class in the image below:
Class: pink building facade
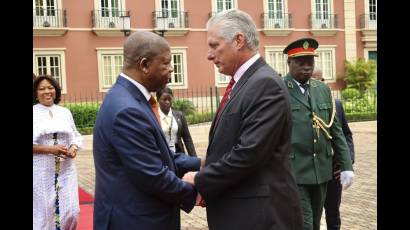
[33,0,377,99]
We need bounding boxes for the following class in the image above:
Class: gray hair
[123,31,170,70]
[207,9,259,51]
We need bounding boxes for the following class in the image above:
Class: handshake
[182,158,206,207]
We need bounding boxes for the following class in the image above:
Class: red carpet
[78,187,94,230]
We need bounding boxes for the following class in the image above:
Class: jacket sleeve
[178,112,197,156]
[328,92,353,172]
[336,100,355,164]
[111,107,196,213]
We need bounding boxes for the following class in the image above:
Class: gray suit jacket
[195,57,303,230]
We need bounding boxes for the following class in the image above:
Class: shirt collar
[232,53,260,84]
[119,72,151,101]
[159,108,173,120]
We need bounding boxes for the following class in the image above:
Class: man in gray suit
[182,9,303,230]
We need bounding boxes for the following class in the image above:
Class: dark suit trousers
[298,183,328,230]
[324,178,342,230]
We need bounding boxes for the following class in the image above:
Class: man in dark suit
[182,9,303,230]
[312,68,355,230]
[92,31,202,230]
[282,38,354,230]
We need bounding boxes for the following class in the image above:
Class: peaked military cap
[283,38,319,58]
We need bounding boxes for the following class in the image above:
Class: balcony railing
[261,13,292,29]
[153,11,189,29]
[92,10,130,28]
[309,13,338,29]
[33,9,67,27]
[360,13,377,29]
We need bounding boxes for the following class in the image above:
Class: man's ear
[235,33,246,50]
[139,57,150,74]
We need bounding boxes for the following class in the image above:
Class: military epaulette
[310,80,318,88]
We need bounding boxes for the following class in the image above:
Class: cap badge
[303,41,309,50]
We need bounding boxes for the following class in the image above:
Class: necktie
[149,96,161,124]
[216,78,236,120]
[300,83,310,102]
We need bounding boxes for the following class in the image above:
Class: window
[97,49,123,92]
[214,66,231,86]
[33,0,61,27]
[368,0,377,27]
[264,47,288,77]
[168,48,188,89]
[315,48,336,81]
[212,0,236,13]
[33,49,67,94]
[312,0,332,28]
[158,0,182,28]
[95,0,126,28]
[267,0,284,27]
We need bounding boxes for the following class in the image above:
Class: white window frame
[314,46,336,82]
[214,66,231,87]
[364,48,377,61]
[263,0,288,28]
[211,0,238,13]
[168,47,188,89]
[33,48,67,94]
[364,0,377,28]
[310,0,334,28]
[155,0,184,29]
[93,0,126,28]
[264,46,288,77]
[96,48,123,92]
[33,0,63,27]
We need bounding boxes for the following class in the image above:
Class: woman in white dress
[33,75,83,230]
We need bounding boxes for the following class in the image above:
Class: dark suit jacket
[172,110,197,156]
[335,99,355,164]
[195,57,303,230]
[92,76,201,230]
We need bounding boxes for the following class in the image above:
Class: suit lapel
[284,75,311,109]
[209,57,266,141]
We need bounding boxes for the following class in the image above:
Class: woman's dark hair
[156,86,173,100]
[33,75,62,105]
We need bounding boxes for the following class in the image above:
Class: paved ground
[75,121,376,230]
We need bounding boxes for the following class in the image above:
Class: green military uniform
[284,75,353,230]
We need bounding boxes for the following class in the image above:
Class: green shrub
[64,103,100,134]
[186,112,213,125]
[341,88,361,100]
[346,112,377,122]
[172,100,196,116]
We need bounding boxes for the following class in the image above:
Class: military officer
[283,38,354,230]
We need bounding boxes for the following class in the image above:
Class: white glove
[340,170,354,190]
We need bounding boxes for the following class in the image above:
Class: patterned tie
[300,83,310,103]
[149,96,161,124]
[216,78,236,120]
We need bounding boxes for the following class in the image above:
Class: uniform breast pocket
[291,104,301,111]
[318,103,332,122]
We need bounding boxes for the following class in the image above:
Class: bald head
[312,67,324,81]
[123,31,170,70]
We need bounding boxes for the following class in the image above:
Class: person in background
[156,86,197,156]
[282,37,354,230]
[33,75,82,230]
[312,68,355,230]
[92,31,202,230]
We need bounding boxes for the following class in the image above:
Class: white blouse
[33,103,83,230]
[160,108,178,152]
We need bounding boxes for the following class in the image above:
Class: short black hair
[156,86,173,100]
[33,75,62,105]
